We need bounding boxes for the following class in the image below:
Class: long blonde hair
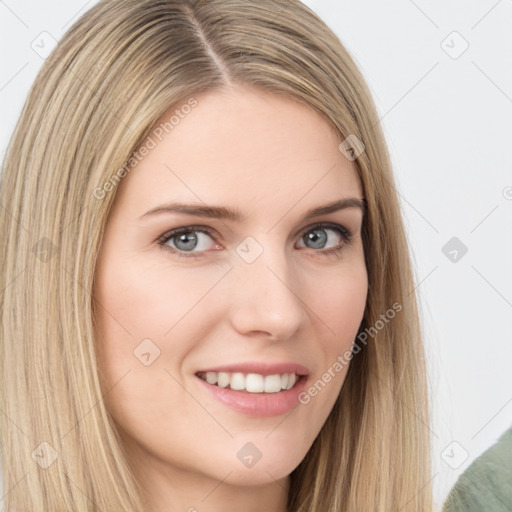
[0,0,433,509]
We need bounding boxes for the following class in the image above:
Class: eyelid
[297,221,352,241]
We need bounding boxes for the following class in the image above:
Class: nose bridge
[228,234,307,338]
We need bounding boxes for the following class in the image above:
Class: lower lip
[195,375,308,418]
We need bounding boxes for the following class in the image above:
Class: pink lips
[194,361,310,418]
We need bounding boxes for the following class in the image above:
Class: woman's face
[94,85,367,498]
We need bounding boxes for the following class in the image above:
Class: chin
[215,462,296,487]
[213,443,307,486]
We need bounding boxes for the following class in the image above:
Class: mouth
[195,371,304,393]
[193,362,310,417]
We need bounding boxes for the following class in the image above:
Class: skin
[93,84,368,512]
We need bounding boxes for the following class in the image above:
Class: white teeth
[206,372,217,385]
[217,372,230,388]
[198,371,300,393]
[230,372,245,391]
[264,374,282,393]
[286,373,296,390]
[246,373,264,392]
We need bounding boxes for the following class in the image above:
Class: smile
[196,371,299,393]
[195,370,309,417]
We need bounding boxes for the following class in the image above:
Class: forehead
[112,86,362,220]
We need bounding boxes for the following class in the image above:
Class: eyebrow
[139,197,366,222]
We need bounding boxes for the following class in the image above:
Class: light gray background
[1,1,511,509]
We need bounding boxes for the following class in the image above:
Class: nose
[227,242,308,341]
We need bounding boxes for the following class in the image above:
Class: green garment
[443,426,512,511]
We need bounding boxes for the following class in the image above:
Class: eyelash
[156,222,353,260]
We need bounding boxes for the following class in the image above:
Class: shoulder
[443,426,512,512]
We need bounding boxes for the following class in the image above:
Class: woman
[0,0,433,510]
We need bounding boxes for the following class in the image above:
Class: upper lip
[196,362,310,377]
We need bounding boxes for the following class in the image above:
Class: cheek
[94,255,226,343]
[305,257,368,347]
[92,257,205,447]
[92,254,230,407]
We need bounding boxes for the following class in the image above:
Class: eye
[156,222,353,259]
[296,222,353,257]
[157,225,219,258]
